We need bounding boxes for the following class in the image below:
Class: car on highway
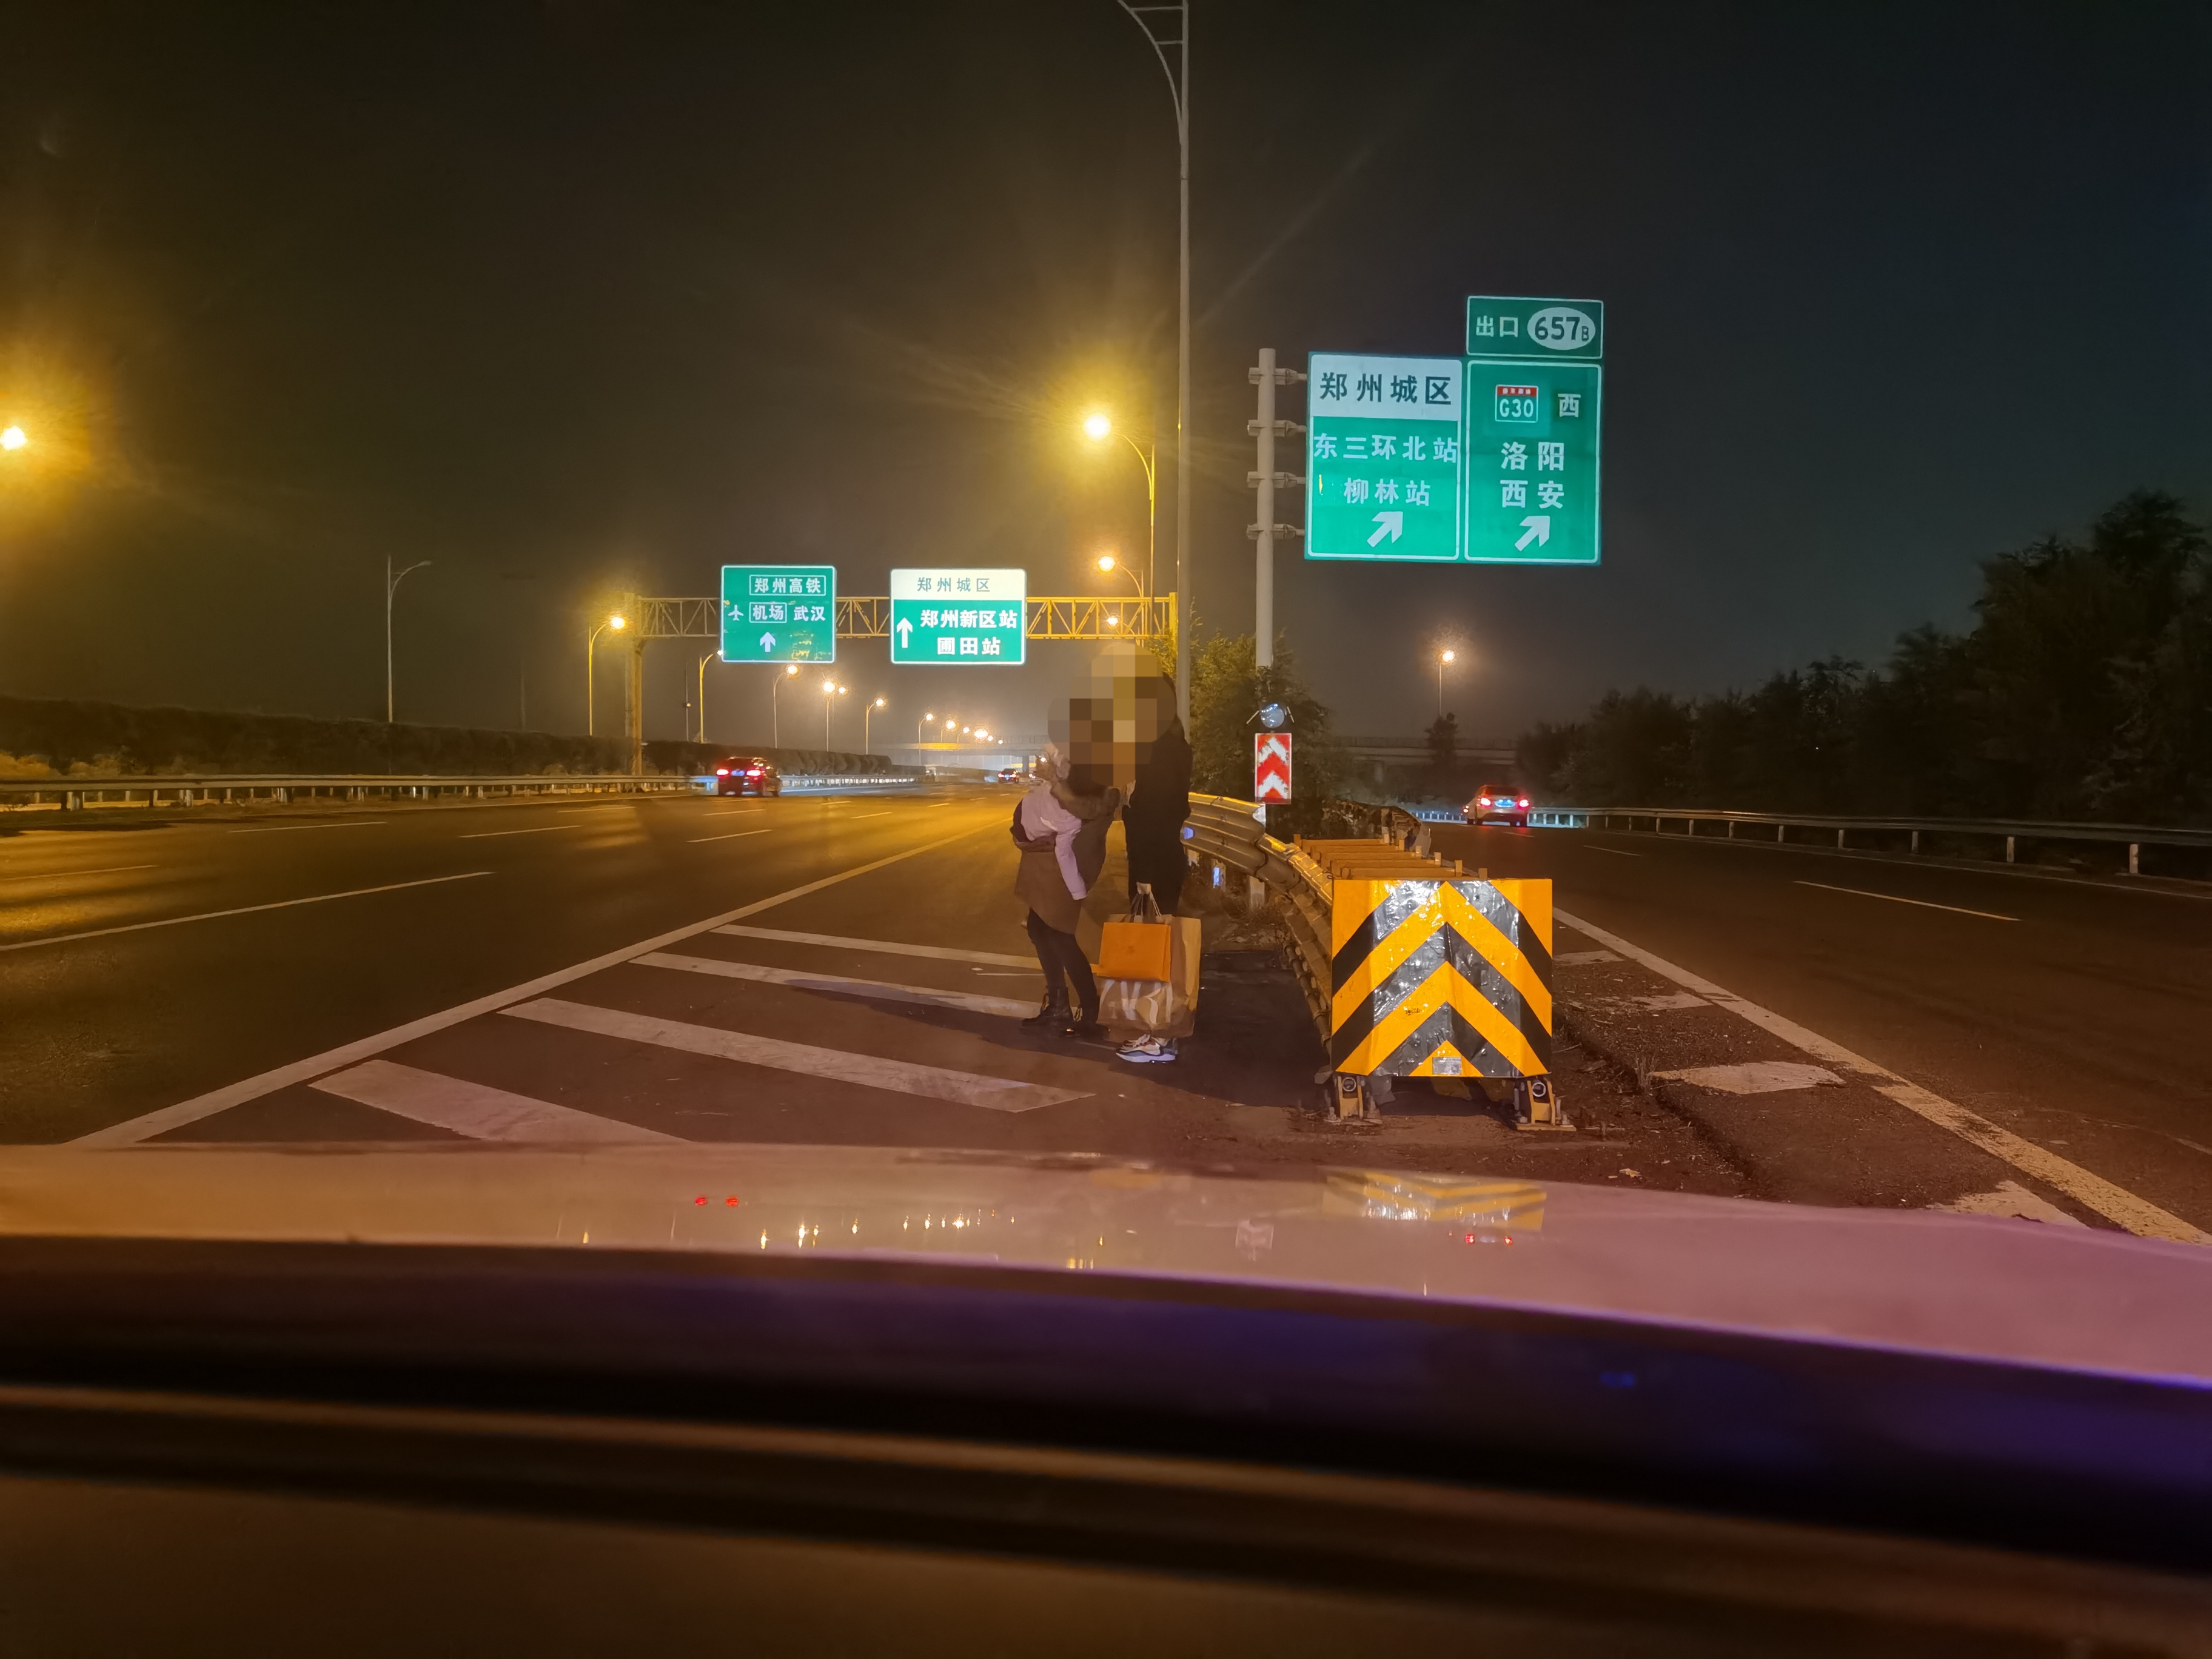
[994,765,1024,783]
[711,756,782,797]
[1464,783,1531,827]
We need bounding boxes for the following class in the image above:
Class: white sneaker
[1117,1035,1177,1064]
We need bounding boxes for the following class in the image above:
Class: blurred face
[1048,646,1171,791]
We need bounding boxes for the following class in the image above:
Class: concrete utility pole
[1117,0,1190,723]
[626,637,645,776]
[1246,349,1306,669]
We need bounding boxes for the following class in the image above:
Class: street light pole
[385,557,431,723]
[770,665,797,748]
[585,614,626,738]
[695,651,716,745]
[1437,649,1456,719]
[865,697,886,754]
[917,710,935,743]
[1116,0,1188,724]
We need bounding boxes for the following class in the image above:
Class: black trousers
[1125,846,1187,914]
[1025,909,1098,1019]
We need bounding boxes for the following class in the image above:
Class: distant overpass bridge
[1339,734,1516,786]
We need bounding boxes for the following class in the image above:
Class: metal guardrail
[1526,806,2212,874]
[0,771,922,813]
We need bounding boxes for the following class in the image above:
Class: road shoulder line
[1555,906,2208,1244]
[72,823,997,1147]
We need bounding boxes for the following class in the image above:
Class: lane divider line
[712,923,1035,969]
[73,819,1001,1147]
[0,871,494,957]
[689,829,774,845]
[312,1059,677,1144]
[459,824,581,839]
[1555,906,2209,1244]
[1581,845,1641,857]
[634,951,1036,1018]
[1794,879,2017,922]
[502,998,1083,1113]
[230,821,389,834]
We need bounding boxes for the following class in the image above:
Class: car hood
[0,1142,2205,1385]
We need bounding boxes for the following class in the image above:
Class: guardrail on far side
[0,770,925,813]
[1526,806,2212,876]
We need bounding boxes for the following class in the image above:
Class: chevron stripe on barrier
[1328,877,1553,1080]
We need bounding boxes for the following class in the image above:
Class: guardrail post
[1775,823,1785,843]
[2005,835,2016,863]
[1911,830,1920,854]
[2129,842,2140,876]
[1836,828,1846,850]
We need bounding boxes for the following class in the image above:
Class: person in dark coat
[1124,690,1191,914]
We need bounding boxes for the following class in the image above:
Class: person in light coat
[1011,745,1121,1039]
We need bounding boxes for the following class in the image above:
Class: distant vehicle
[995,766,1024,783]
[711,756,782,797]
[1465,783,1530,827]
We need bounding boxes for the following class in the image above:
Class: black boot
[1023,988,1071,1029]
[1059,1007,1110,1042]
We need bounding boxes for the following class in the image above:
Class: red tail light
[1518,797,1530,808]
[745,768,763,777]
[715,768,730,776]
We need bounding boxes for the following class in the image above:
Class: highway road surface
[1435,817,2212,1240]
[4,785,2205,1244]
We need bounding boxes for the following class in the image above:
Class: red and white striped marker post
[1254,732,1293,804]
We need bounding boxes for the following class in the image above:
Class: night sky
[2,2,2207,749]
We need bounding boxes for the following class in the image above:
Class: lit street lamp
[864,696,887,752]
[917,709,936,743]
[585,611,626,737]
[821,678,846,748]
[385,558,432,724]
[694,650,717,745]
[1082,417,1156,612]
[769,663,800,747]
[1436,648,1456,719]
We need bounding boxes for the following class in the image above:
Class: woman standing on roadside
[1011,743,1122,1040]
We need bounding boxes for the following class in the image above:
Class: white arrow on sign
[1367,510,1404,546]
[759,631,777,653]
[895,616,914,648]
[1515,514,1552,551]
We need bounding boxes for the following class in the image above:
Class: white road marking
[1555,949,1621,965]
[312,1059,675,1144]
[843,811,891,819]
[230,820,389,834]
[502,999,1082,1113]
[1583,845,1642,857]
[0,871,494,956]
[634,951,1036,1018]
[689,829,773,844]
[1795,880,2017,922]
[460,823,580,839]
[1651,1061,1842,1094]
[75,825,999,1147]
[1555,906,2209,1244]
[702,808,766,816]
[714,923,1036,968]
[0,863,158,883]
[1934,1180,2086,1228]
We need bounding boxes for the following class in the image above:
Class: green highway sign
[889,567,1027,665]
[1304,354,1464,562]
[722,564,837,663]
[1464,295,1604,360]
[1463,358,1601,565]
[1460,296,1603,565]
